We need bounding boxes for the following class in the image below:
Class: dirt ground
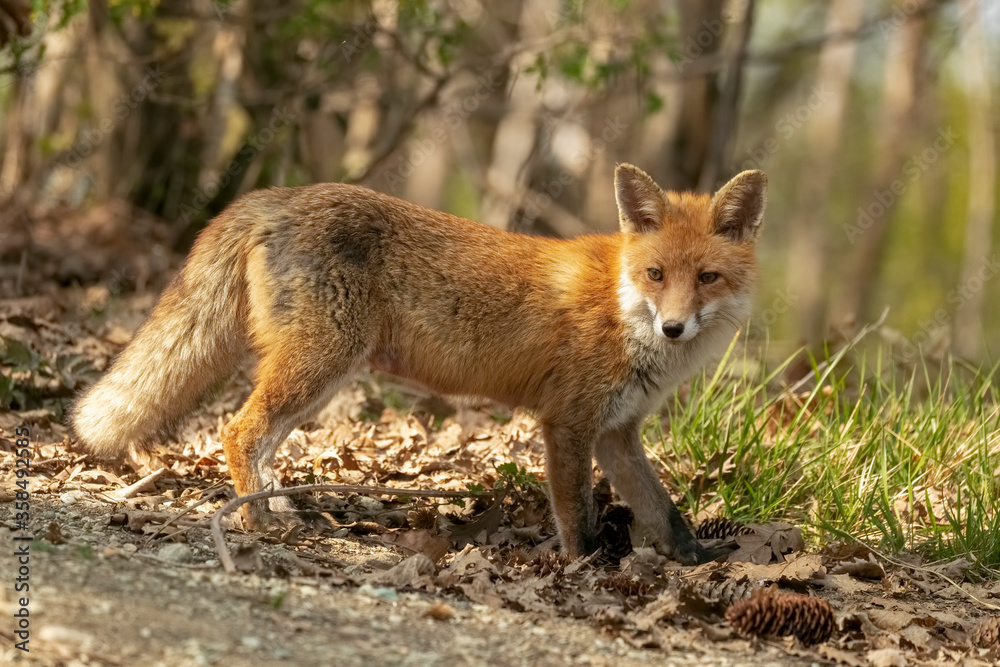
[2,202,1000,666]
[1,497,812,667]
[2,407,1000,667]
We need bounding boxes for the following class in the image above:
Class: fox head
[615,164,767,345]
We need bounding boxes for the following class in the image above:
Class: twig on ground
[142,482,229,548]
[105,467,168,500]
[210,483,492,574]
[124,494,171,508]
[850,537,1000,611]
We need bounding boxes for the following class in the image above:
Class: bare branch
[210,483,492,574]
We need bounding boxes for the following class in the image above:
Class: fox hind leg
[222,335,367,530]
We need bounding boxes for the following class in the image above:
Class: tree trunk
[786,0,863,346]
[839,7,927,325]
[952,0,997,360]
[653,0,726,191]
[697,0,756,193]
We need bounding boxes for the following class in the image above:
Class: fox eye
[699,272,718,285]
[647,268,663,282]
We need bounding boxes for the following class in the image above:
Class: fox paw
[239,500,300,530]
[248,509,308,544]
[667,539,732,566]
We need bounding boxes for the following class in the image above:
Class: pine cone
[727,588,792,638]
[597,505,634,564]
[678,576,759,612]
[532,550,571,576]
[726,588,834,645]
[593,477,615,509]
[696,516,753,540]
[972,616,1000,648]
[598,572,656,598]
[794,596,836,645]
[407,507,439,530]
[499,545,532,568]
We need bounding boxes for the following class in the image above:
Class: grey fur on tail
[69,223,250,457]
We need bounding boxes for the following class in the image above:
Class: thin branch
[210,483,492,574]
[683,0,941,79]
[847,535,1000,611]
[104,467,168,501]
[345,72,452,185]
[141,482,229,548]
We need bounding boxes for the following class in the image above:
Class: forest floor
[2,201,1000,666]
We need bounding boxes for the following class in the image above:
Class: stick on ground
[210,483,491,573]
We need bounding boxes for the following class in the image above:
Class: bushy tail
[70,222,250,457]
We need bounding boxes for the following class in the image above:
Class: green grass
[648,334,1000,569]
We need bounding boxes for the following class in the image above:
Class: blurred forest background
[0,0,997,363]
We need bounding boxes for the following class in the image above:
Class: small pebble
[425,602,455,621]
[157,543,194,564]
[59,491,83,505]
[353,496,384,512]
[38,625,96,652]
[357,584,399,601]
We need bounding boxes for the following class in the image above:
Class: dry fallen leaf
[830,555,886,580]
[727,553,826,585]
[374,553,437,587]
[438,545,495,587]
[231,543,264,573]
[384,529,451,563]
[866,647,908,667]
[823,573,878,595]
[867,608,915,633]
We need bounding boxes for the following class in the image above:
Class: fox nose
[662,321,685,339]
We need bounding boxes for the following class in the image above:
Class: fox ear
[712,170,767,243]
[615,163,668,234]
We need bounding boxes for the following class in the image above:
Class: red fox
[70,164,766,564]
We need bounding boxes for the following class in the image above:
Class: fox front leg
[594,423,715,565]
[540,421,599,556]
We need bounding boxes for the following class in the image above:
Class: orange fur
[70,164,767,563]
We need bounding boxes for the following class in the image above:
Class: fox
[69,163,766,564]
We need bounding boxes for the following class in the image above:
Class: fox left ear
[711,170,767,243]
[615,163,669,234]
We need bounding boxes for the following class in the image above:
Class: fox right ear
[615,163,668,234]
[712,170,767,243]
